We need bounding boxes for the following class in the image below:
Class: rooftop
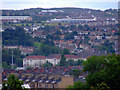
[24,55,46,60]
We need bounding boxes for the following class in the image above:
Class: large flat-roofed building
[48,17,96,23]
[1,16,32,23]
[39,10,64,14]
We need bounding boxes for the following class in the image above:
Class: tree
[72,31,77,35]
[53,35,60,40]
[70,25,76,30]
[69,69,82,78]
[78,24,83,30]
[33,42,61,56]
[2,74,25,90]
[2,62,9,69]
[44,25,50,32]
[64,33,74,40]
[101,40,115,53]
[67,81,87,90]
[54,30,62,35]
[76,59,84,66]
[59,54,67,66]
[46,34,53,39]
[67,59,76,66]
[90,82,111,90]
[67,54,120,89]
[58,23,62,26]
[84,25,89,30]
[63,48,70,54]
[44,39,54,46]
[83,54,120,89]
[43,61,53,67]
[2,49,24,68]
[3,26,32,46]
[26,24,29,27]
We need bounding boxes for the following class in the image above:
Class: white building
[47,54,61,65]
[40,10,64,13]
[23,55,46,68]
[65,55,80,61]
[49,18,96,23]
[1,16,32,23]
[4,46,18,49]
[23,54,81,67]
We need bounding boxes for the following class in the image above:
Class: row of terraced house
[23,54,81,68]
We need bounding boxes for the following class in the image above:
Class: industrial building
[1,16,32,23]
[48,17,96,23]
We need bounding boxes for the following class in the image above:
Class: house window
[50,84,53,88]
[54,59,56,61]
[23,64,26,67]
[30,83,34,88]
[45,84,48,88]
[39,83,41,88]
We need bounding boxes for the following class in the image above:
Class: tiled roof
[47,54,61,59]
[24,55,46,60]
[65,55,79,59]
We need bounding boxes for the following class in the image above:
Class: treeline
[2,49,25,69]
[67,54,120,90]
[2,26,33,46]
[33,42,62,56]
[94,40,115,53]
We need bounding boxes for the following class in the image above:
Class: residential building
[47,54,61,65]
[65,55,80,61]
[1,16,32,23]
[19,46,34,55]
[4,46,18,49]
[23,55,46,68]
[3,71,73,88]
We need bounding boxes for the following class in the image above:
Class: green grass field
[3,22,68,27]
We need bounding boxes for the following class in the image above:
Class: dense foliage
[67,54,120,89]
[33,42,61,56]
[42,61,53,67]
[96,40,115,53]
[2,74,25,90]
[2,26,32,46]
[69,69,82,78]
[59,54,67,66]
[84,54,120,89]
[2,49,24,69]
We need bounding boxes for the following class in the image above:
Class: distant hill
[2,7,118,22]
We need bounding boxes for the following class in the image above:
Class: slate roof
[65,55,80,59]
[35,76,42,82]
[22,75,29,81]
[54,78,61,84]
[47,54,61,59]
[46,77,54,83]
[24,55,46,60]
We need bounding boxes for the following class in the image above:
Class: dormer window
[30,59,32,62]
[54,59,56,61]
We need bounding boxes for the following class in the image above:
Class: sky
[0,0,119,10]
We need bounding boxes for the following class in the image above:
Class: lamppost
[12,51,14,69]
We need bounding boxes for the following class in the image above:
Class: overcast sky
[0,0,119,10]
